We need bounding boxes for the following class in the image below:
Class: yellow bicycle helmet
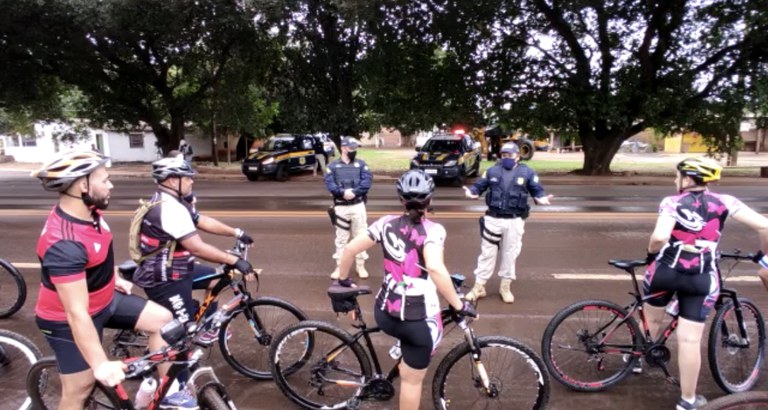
[31,150,110,192]
[676,157,722,183]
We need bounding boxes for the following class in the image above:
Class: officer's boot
[330,264,340,280]
[465,281,487,302]
[356,260,369,279]
[499,278,515,304]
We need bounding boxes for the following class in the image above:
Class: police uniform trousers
[473,215,525,282]
[333,201,368,263]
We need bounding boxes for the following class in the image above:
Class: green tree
[430,0,767,174]
[1,0,277,154]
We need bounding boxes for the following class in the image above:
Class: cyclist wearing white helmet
[31,151,173,409]
[334,169,476,410]
[644,157,768,410]
[132,155,256,408]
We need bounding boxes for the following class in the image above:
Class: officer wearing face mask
[325,137,373,280]
[462,142,553,304]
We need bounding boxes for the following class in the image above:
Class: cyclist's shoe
[356,261,369,279]
[330,266,340,280]
[198,328,232,346]
[676,395,707,410]
[465,283,487,302]
[499,278,514,304]
[159,389,199,409]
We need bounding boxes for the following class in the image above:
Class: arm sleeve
[42,240,88,283]
[720,194,746,217]
[424,223,447,247]
[658,196,677,218]
[526,170,546,198]
[469,170,490,196]
[160,200,197,240]
[323,165,342,197]
[355,161,373,197]
[367,216,388,243]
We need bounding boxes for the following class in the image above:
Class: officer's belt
[485,210,522,219]
[334,198,364,206]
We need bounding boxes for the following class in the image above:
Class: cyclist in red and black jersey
[32,151,173,410]
[334,170,476,410]
[643,157,768,410]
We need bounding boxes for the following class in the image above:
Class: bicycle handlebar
[717,249,762,263]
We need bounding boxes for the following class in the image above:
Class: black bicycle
[0,329,43,410]
[541,249,765,394]
[269,274,550,409]
[109,238,307,380]
[0,257,27,318]
[27,319,235,410]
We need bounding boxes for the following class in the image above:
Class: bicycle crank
[644,344,671,368]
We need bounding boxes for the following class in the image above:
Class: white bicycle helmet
[151,156,196,183]
[31,151,110,192]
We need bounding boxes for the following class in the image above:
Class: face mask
[501,158,516,170]
[347,151,357,162]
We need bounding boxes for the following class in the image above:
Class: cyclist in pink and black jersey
[643,157,768,410]
[334,169,476,410]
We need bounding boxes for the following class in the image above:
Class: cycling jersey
[370,215,446,321]
[132,191,199,288]
[35,206,115,321]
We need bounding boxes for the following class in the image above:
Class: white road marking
[552,273,759,282]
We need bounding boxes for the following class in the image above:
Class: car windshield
[264,138,294,151]
[422,139,461,152]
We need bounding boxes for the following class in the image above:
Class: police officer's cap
[341,137,359,149]
[501,143,519,155]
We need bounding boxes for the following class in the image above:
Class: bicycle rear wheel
[432,335,550,409]
[541,299,642,392]
[269,320,372,410]
[708,298,766,393]
[0,329,42,410]
[26,356,120,410]
[0,258,27,318]
[700,391,768,410]
[219,296,307,379]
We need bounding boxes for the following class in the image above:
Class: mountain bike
[0,329,43,410]
[541,249,765,394]
[701,391,768,410]
[110,238,307,380]
[27,319,235,410]
[269,274,550,409]
[0,257,27,318]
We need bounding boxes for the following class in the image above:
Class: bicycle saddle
[328,284,372,299]
[118,260,138,282]
[608,259,647,270]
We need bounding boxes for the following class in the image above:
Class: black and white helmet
[396,169,435,209]
[151,156,196,183]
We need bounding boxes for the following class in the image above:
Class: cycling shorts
[36,292,147,374]
[374,303,443,369]
[144,264,217,324]
[643,261,720,323]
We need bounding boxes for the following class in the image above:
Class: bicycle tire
[219,296,307,380]
[708,298,766,393]
[432,335,550,409]
[199,385,233,410]
[541,299,643,392]
[700,391,768,410]
[269,320,373,410]
[0,258,27,318]
[0,329,43,410]
[26,356,120,410]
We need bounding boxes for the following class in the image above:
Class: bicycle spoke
[709,299,766,393]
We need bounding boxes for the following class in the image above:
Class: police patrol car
[410,132,482,186]
[241,134,317,181]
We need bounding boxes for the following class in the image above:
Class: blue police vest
[329,160,363,189]
[484,165,531,217]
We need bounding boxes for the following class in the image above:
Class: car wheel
[274,163,289,182]
[246,174,259,182]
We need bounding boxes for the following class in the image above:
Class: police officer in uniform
[463,142,553,303]
[325,137,373,279]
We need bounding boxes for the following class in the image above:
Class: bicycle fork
[458,321,497,398]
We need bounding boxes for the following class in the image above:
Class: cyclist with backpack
[643,157,768,410]
[333,169,477,410]
[31,151,173,410]
[130,155,256,408]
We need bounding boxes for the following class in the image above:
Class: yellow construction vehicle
[470,126,535,161]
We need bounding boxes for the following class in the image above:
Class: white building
[0,123,210,163]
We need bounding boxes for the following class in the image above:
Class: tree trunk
[170,115,185,156]
[580,131,624,175]
[211,115,219,166]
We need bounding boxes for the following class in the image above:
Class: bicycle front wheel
[26,356,120,410]
[708,298,766,393]
[541,299,642,392]
[198,385,234,410]
[219,296,307,379]
[700,391,768,410]
[432,335,550,410]
[269,320,372,410]
[0,258,27,318]
[0,329,42,410]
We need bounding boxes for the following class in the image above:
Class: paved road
[1,176,767,410]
